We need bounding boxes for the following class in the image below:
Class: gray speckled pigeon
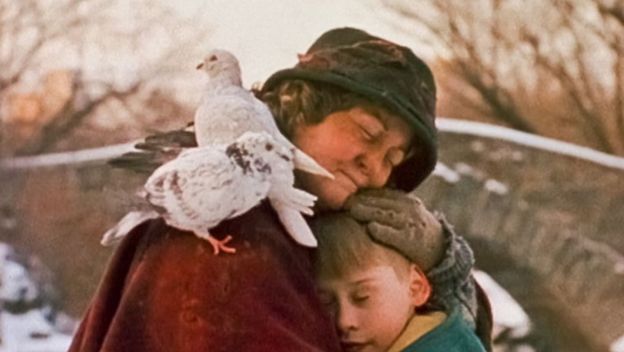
[102,131,318,254]
[194,49,333,179]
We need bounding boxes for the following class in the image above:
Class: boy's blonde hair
[311,212,413,280]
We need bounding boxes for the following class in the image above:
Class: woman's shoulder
[120,201,313,271]
[124,201,284,248]
[74,203,337,352]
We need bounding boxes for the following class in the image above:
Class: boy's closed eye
[349,282,378,305]
[351,291,370,304]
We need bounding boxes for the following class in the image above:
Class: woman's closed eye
[351,111,385,142]
[358,125,383,142]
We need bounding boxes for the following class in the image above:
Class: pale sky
[30,1,430,106]
[166,0,425,85]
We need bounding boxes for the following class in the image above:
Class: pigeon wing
[144,146,271,234]
[100,210,159,246]
[109,127,197,174]
[194,91,267,146]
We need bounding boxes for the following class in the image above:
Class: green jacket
[401,309,486,352]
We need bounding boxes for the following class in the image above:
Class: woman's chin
[316,189,351,211]
[297,173,354,211]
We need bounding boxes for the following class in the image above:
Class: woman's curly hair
[254,79,372,138]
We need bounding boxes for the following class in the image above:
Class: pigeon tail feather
[101,210,159,246]
[271,200,318,247]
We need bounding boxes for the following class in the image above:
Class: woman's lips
[337,171,359,194]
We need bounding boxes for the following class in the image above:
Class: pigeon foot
[207,235,236,255]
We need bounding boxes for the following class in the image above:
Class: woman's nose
[355,151,389,187]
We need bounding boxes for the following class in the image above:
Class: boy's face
[292,106,414,210]
[316,264,426,352]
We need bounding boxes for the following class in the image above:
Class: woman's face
[292,106,414,210]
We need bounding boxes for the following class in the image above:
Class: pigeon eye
[209,55,218,62]
[265,143,273,151]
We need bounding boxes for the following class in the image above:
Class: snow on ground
[612,335,624,352]
[474,270,532,337]
[0,243,74,352]
[0,311,73,352]
[474,270,537,352]
[0,254,38,304]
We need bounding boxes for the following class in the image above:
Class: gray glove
[345,188,478,326]
[344,188,444,272]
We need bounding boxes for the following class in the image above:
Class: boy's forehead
[318,264,406,288]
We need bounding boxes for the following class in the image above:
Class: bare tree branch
[382,0,624,155]
[1,0,213,157]
[614,37,624,143]
[15,81,143,155]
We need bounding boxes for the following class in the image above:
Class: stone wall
[0,166,143,317]
[414,133,624,351]
[2,130,623,350]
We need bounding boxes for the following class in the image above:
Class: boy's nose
[336,304,359,333]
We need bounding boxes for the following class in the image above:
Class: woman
[69,27,490,352]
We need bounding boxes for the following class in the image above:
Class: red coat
[70,202,341,352]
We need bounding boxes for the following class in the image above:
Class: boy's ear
[408,263,431,307]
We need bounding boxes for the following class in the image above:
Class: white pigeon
[102,131,319,254]
[194,49,333,179]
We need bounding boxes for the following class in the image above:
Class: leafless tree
[0,0,209,156]
[382,0,624,155]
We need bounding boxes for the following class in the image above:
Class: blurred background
[0,0,623,351]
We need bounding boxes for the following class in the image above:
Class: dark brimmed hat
[261,27,437,191]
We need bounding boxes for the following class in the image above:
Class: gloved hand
[344,188,444,272]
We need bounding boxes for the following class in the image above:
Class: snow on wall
[0,142,136,170]
[2,118,624,171]
[437,118,624,171]
[432,162,461,183]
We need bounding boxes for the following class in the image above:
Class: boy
[312,211,486,352]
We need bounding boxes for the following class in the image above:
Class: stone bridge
[1,119,623,351]
[414,122,624,351]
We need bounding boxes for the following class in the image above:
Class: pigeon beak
[196,62,204,70]
[293,150,334,179]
